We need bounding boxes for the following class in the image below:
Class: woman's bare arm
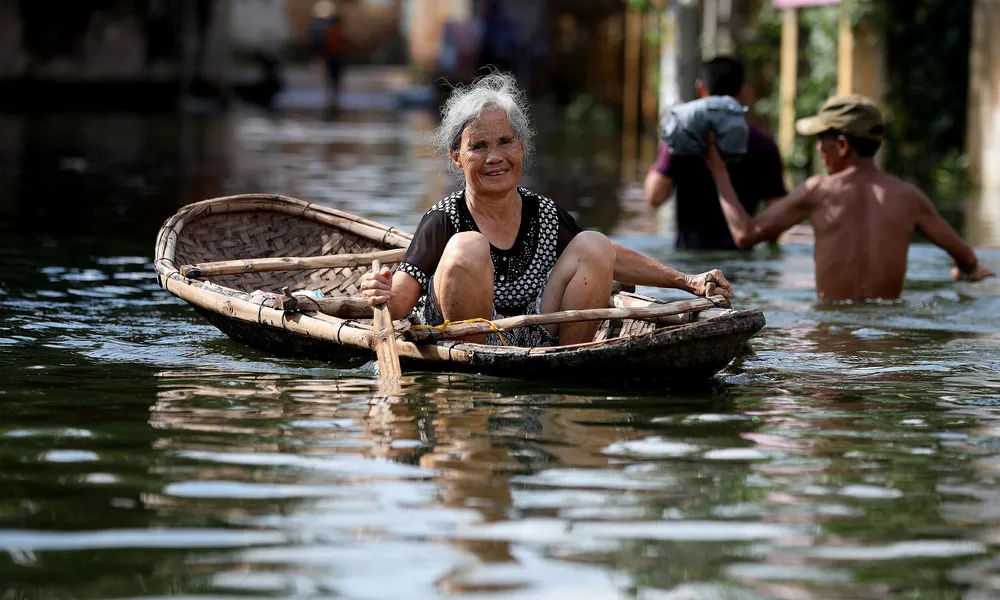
[611,243,732,298]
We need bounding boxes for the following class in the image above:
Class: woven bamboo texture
[173,211,396,296]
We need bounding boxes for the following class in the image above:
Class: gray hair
[431,71,536,173]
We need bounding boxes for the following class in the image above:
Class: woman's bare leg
[539,231,616,345]
[433,232,494,344]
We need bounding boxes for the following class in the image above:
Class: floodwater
[3,103,1000,600]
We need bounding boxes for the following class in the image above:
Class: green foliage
[564,93,620,136]
[739,0,973,201]
[875,0,973,205]
[742,4,853,183]
[624,0,658,9]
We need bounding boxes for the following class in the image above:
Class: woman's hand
[360,266,395,306]
[686,269,732,298]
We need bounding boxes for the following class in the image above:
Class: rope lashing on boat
[409,318,510,346]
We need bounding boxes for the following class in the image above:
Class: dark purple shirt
[652,124,787,250]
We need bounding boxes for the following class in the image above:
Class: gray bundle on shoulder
[659,96,749,160]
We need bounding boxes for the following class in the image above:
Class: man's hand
[703,132,727,174]
[952,263,996,282]
[686,269,732,298]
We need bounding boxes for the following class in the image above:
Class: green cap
[795,94,885,141]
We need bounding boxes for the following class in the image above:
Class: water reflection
[34,366,964,597]
[0,105,643,250]
[0,113,232,241]
[3,333,999,597]
[935,395,1000,596]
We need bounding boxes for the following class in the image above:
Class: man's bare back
[702,94,992,302]
[806,166,976,302]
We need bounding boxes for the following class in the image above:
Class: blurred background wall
[0,0,996,205]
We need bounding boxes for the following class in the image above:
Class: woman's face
[450,108,523,197]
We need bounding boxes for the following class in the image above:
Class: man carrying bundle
[704,94,994,302]
[644,56,788,250]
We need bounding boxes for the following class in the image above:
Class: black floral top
[397,187,583,316]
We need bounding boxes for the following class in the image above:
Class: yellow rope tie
[409,317,510,346]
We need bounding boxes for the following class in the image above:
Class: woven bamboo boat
[154,194,766,384]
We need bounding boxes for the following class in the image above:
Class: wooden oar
[370,259,402,379]
[704,272,717,297]
[404,295,726,342]
[180,248,406,279]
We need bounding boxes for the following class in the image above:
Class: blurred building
[405,0,631,111]
[0,0,239,109]
[0,0,650,118]
[284,0,405,63]
[405,0,474,77]
[545,0,627,110]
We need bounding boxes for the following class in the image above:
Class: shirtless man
[705,94,994,302]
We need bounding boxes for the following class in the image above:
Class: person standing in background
[644,56,787,250]
[307,0,346,110]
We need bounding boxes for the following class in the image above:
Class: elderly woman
[361,72,731,346]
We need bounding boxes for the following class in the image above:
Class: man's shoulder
[747,124,780,153]
[824,170,924,199]
[834,168,917,189]
[803,173,827,190]
[879,171,919,189]
[878,173,926,200]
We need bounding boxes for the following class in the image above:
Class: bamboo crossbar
[283,295,372,318]
[405,295,726,342]
[180,249,407,278]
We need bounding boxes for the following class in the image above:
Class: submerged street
[3,89,1000,597]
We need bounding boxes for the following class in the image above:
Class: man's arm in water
[705,146,815,249]
[913,188,995,281]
